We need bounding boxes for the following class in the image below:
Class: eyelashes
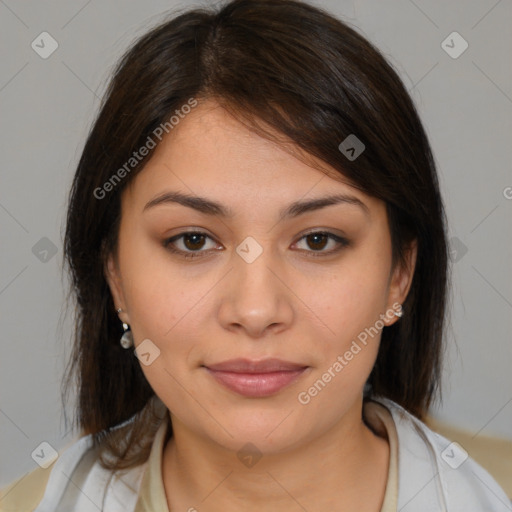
[162,230,350,260]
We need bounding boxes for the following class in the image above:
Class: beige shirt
[0,401,398,511]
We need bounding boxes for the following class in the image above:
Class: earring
[394,304,404,318]
[117,307,134,349]
[120,322,134,349]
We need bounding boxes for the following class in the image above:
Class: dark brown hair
[63,0,449,469]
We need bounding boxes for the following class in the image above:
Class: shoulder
[0,434,95,512]
[0,433,145,512]
[0,465,53,512]
[374,397,511,512]
[1,398,169,512]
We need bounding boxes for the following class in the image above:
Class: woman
[1,0,509,510]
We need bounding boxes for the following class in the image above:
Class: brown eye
[163,231,220,259]
[305,233,329,251]
[182,233,207,250]
[294,231,349,256]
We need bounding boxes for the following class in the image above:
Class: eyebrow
[143,191,370,219]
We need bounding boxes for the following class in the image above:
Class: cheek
[296,270,388,414]
[117,238,223,404]
[318,253,391,338]
[301,241,392,395]
[120,265,212,411]
[117,225,211,337]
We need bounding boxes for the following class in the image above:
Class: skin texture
[106,100,417,511]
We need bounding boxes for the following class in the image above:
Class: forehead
[147,101,332,182]
[123,100,380,214]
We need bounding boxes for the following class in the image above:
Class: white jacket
[2,397,510,511]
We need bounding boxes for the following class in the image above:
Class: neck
[162,401,389,512]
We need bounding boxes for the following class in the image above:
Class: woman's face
[106,100,415,454]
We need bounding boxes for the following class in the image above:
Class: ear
[104,252,130,324]
[385,239,417,325]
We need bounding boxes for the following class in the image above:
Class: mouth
[203,358,309,398]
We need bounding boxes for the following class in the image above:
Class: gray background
[1,0,511,486]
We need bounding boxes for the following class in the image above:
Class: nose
[217,244,294,339]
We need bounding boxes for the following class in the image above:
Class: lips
[204,358,309,397]
[206,358,307,373]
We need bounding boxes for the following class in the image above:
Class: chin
[194,407,311,456]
